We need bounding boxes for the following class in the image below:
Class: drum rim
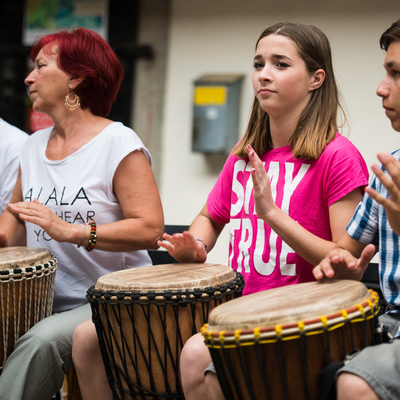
[202,289,380,347]
[0,257,58,279]
[86,270,245,304]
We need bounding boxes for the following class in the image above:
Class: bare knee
[180,333,211,400]
[337,372,379,400]
[181,333,210,367]
[72,319,99,368]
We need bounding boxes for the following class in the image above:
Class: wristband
[195,238,208,252]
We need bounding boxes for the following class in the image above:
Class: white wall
[159,0,400,265]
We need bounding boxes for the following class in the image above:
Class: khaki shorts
[204,361,216,376]
[338,314,400,400]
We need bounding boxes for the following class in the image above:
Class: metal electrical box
[192,74,243,154]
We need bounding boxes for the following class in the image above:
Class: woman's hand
[246,144,279,221]
[7,199,75,243]
[157,231,207,263]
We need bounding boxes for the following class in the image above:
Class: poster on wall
[22,0,109,46]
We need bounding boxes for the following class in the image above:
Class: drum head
[95,263,235,291]
[0,247,52,271]
[206,280,372,332]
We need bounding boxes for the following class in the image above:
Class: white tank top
[20,122,153,312]
[0,118,28,213]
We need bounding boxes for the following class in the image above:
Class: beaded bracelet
[85,220,97,252]
[195,238,208,252]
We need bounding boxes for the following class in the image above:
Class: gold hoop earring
[64,91,80,111]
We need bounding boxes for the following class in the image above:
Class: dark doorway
[0,0,149,132]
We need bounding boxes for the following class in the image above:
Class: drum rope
[339,320,347,358]
[24,273,29,334]
[349,318,356,350]
[25,274,32,337]
[203,314,379,346]
[46,260,57,317]
[211,348,235,399]
[42,268,48,322]
[321,325,331,367]
[173,305,184,392]
[104,304,137,397]
[1,280,9,368]
[275,340,290,400]
[239,344,257,399]
[298,332,311,400]
[210,343,252,399]
[34,271,40,328]
[157,303,175,394]
[361,316,368,348]
[371,313,379,344]
[96,301,185,399]
[13,273,19,358]
[254,342,272,399]
[200,301,210,329]
[90,305,115,394]
[113,304,142,396]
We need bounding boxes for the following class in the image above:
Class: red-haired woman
[0,28,164,400]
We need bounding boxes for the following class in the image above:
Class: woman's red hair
[30,27,123,117]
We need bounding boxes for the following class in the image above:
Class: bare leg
[205,370,225,400]
[180,332,213,399]
[72,319,112,400]
[337,373,379,400]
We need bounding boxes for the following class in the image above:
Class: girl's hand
[246,144,278,221]
[157,231,207,263]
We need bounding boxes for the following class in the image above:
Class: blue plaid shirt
[347,149,400,314]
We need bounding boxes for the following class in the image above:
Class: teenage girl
[158,22,369,399]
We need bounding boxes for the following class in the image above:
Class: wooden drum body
[202,280,380,400]
[87,263,244,400]
[0,247,57,371]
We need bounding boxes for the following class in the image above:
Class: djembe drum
[87,263,244,400]
[0,246,57,372]
[202,280,381,400]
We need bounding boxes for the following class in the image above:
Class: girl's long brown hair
[233,22,344,160]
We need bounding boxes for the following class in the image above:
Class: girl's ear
[309,69,326,91]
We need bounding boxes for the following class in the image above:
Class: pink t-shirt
[207,133,368,295]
